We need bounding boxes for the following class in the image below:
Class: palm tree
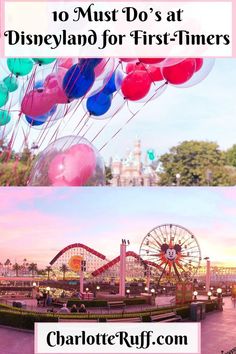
[4,259,11,275]
[22,259,29,274]
[12,263,21,277]
[45,266,52,281]
[60,264,69,281]
[28,263,38,277]
[4,259,11,266]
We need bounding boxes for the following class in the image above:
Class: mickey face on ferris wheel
[161,244,182,262]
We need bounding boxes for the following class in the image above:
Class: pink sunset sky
[0,188,235,268]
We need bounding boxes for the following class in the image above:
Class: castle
[110,139,159,187]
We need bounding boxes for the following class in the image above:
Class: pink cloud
[0,208,84,267]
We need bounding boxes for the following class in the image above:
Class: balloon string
[24,62,58,149]
[11,66,51,162]
[68,117,94,149]
[90,93,125,144]
[38,99,86,150]
[18,59,92,153]
[99,82,168,152]
[135,60,159,88]
[64,58,109,99]
[6,67,38,160]
[36,64,91,148]
[64,61,121,146]
[37,58,114,150]
[35,102,71,148]
[10,58,113,158]
[58,112,90,152]
[126,81,168,115]
[67,62,121,144]
[43,59,117,150]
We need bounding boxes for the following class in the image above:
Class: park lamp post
[193,290,198,301]
[176,173,181,186]
[151,288,155,296]
[95,285,100,299]
[207,291,212,301]
[126,289,130,298]
[217,288,223,311]
[46,286,50,293]
[144,286,149,292]
[32,282,37,300]
[85,287,89,293]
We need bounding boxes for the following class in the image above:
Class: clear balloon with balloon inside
[28,136,105,187]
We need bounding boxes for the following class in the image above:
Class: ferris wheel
[139,224,202,284]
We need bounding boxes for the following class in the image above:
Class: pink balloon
[94,59,107,77]
[48,144,96,186]
[44,70,68,104]
[126,63,164,82]
[195,58,204,72]
[48,153,67,185]
[94,59,115,81]
[21,89,55,117]
[126,62,145,74]
[120,58,138,63]
[58,58,74,69]
[64,144,96,186]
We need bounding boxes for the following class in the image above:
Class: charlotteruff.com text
[47,330,188,349]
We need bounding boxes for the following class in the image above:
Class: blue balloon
[34,80,44,89]
[103,73,117,94]
[80,58,103,68]
[25,105,57,126]
[25,115,45,126]
[103,71,123,95]
[63,64,95,99]
[86,92,112,117]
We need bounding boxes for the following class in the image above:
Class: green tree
[225,144,236,168]
[60,264,69,281]
[0,160,32,186]
[158,140,231,186]
[20,147,32,163]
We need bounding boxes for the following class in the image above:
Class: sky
[2,58,236,164]
[0,187,235,268]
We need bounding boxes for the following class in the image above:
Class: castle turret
[134,138,142,173]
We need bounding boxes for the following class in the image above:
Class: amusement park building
[196,266,236,283]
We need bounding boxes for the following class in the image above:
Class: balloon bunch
[120,57,214,101]
[0,58,57,135]
[0,56,215,186]
[19,58,119,126]
[2,56,213,128]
